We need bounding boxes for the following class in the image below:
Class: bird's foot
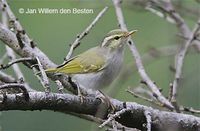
[96,90,116,113]
[77,85,85,103]
[68,77,85,103]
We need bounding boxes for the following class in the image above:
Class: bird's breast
[72,50,123,90]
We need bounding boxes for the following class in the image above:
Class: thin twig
[171,18,200,112]
[5,46,24,78]
[0,71,16,83]
[112,0,173,110]
[67,112,136,130]
[126,88,162,108]
[181,106,200,114]
[145,6,175,24]
[0,57,33,70]
[99,108,131,128]
[35,57,50,93]
[148,0,200,51]
[65,7,108,61]
[133,86,157,101]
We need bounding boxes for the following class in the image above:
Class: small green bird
[46,29,137,90]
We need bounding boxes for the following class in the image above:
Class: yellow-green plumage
[45,47,106,74]
[44,29,137,89]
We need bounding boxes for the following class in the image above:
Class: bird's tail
[35,68,57,75]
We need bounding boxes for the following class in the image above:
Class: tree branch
[171,18,200,110]
[65,7,108,61]
[0,91,199,131]
[112,0,173,110]
[0,57,33,70]
[0,71,16,83]
[0,23,80,94]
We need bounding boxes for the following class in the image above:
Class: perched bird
[45,29,137,91]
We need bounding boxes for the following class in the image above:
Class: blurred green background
[0,0,199,131]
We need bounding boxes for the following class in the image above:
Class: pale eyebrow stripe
[101,34,123,47]
[101,35,114,46]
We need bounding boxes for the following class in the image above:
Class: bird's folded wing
[55,51,106,74]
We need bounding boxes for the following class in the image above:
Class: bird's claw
[96,90,116,113]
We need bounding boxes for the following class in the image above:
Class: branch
[35,57,50,92]
[145,6,175,24]
[99,108,132,128]
[1,6,34,92]
[67,112,136,130]
[0,83,29,99]
[112,0,173,110]
[0,71,16,83]
[149,0,200,51]
[126,88,162,108]
[65,7,108,61]
[0,22,81,94]
[181,107,200,114]
[0,91,200,131]
[129,0,200,51]
[0,57,33,69]
[171,19,200,110]
[0,0,33,46]
[0,7,94,95]
[144,111,151,131]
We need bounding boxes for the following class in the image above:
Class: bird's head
[101,29,137,50]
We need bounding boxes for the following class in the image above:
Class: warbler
[45,29,137,90]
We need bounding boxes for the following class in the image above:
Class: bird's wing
[55,48,106,74]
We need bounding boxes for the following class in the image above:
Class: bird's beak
[125,30,138,37]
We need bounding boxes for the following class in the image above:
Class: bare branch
[145,6,175,24]
[0,71,16,83]
[5,46,24,78]
[148,0,200,51]
[1,8,34,92]
[67,112,136,131]
[112,0,173,110]
[0,71,36,92]
[0,91,199,130]
[0,0,33,46]
[4,43,34,92]
[171,19,200,111]
[0,83,29,99]
[0,21,82,94]
[181,107,200,114]
[35,57,50,93]
[129,0,200,51]
[65,7,108,61]
[126,88,162,108]
[0,57,33,70]
[99,108,132,128]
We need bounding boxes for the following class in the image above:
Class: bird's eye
[114,36,120,40]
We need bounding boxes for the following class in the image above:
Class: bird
[45,29,137,92]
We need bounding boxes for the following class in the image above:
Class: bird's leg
[67,77,84,103]
[76,82,85,103]
[96,90,115,113]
